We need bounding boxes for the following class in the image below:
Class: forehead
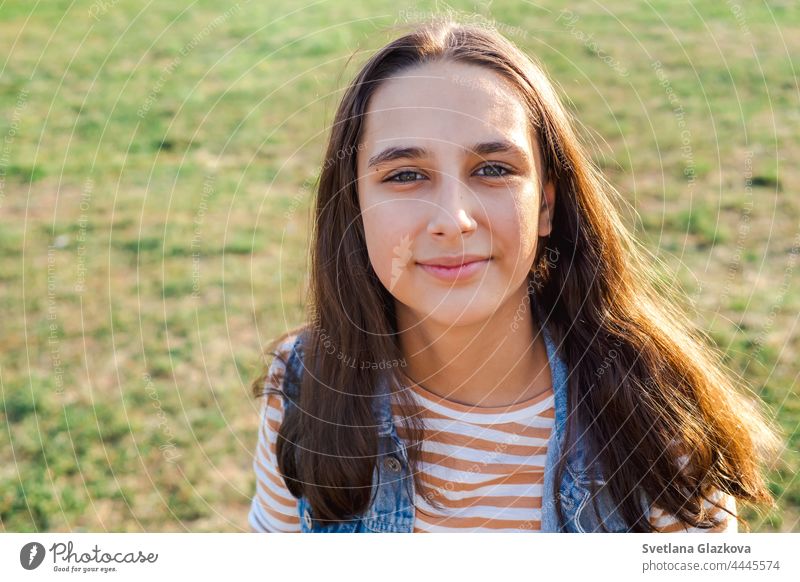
[360,60,536,162]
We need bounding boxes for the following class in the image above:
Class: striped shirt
[249,335,737,533]
[392,376,553,532]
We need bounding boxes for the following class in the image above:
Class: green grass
[0,0,798,532]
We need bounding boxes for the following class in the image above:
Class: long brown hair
[252,19,783,531]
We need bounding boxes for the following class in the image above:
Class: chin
[417,300,497,328]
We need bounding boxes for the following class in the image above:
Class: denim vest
[281,324,647,532]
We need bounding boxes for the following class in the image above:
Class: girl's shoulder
[262,332,303,397]
[250,331,304,532]
[647,449,739,533]
[649,488,738,533]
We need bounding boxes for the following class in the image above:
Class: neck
[395,284,551,408]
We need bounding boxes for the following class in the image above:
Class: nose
[426,175,478,238]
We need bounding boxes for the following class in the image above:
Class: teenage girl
[248,20,781,533]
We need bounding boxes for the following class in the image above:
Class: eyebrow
[366,140,530,169]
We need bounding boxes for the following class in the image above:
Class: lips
[416,254,490,268]
[416,257,491,282]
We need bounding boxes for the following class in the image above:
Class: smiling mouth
[416,258,490,282]
[420,259,485,268]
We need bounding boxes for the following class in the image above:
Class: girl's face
[356,60,555,328]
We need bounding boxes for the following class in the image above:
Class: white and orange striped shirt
[249,335,737,533]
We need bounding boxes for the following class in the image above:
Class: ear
[538,180,556,237]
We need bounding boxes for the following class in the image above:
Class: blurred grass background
[0,0,797,532]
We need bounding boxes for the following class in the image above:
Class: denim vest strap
[539,324,649,532]
[282,333,415,532]
[279,332,305,406]
[540,323,569,532]
[355,369,416,532]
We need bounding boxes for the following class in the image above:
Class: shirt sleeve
[248,335,302,533]
[646,448,739,533]
[649,489,738,533]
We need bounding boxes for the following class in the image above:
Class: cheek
[492,194,539,260]
[360,202,417,283]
